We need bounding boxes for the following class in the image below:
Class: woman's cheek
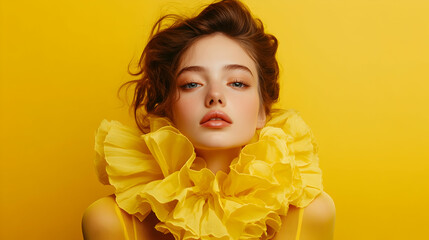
[173,95,198,125]
[234,94,260,118]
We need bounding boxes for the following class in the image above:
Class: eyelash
[180,82,202,89]
[179,79,249,90]
[229,80,248,88]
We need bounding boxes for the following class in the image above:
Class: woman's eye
[229,81,247,88]
[180,82,201,89]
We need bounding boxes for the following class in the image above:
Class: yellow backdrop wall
[1,0,428,239]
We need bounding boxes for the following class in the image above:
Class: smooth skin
[172,33,266,173]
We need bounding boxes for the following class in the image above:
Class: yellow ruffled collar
[94,109,322,240]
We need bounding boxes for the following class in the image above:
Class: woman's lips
[200,110,232,128]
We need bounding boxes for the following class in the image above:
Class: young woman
[82,0,335,239]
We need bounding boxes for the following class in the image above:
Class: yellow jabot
[94,109,323,240]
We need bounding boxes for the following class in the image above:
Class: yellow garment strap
[132,215,138,240]
[114,204,130,240]
[295,207,305,240]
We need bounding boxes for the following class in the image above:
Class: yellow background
[1,0,428,239]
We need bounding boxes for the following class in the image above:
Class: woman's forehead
[177,33,258,77]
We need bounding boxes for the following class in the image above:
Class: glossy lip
[200,110,232,128]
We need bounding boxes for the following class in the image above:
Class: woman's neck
[195,147,242,174]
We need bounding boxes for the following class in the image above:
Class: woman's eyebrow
[223,64,253,76]
[176,64,253,78]
[176,66,205,78]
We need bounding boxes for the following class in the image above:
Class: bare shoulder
[82,195,174,240]
[301,191,336,240]
[304,191,336,223]
[81,195,125,240]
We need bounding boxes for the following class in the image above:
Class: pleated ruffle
[94,109,323,240]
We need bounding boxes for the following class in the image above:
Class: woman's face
[172,33,266,151]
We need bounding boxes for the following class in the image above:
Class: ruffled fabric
[94,109,323,240]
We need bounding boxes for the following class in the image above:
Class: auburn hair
[121,0,279,133]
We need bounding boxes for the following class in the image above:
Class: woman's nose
[205,85,226,107]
